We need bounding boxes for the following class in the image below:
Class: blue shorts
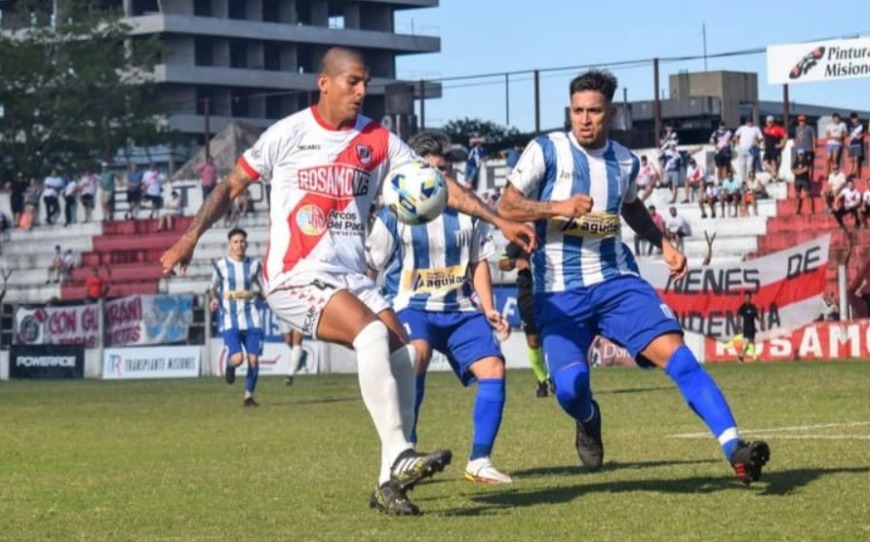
[826,141,843,154]
[222,328,264,358]
[533,274,682,372]
[398,308,503,386]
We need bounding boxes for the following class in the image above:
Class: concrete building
[0,0,440,142]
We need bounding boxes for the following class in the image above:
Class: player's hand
[160,235,197,276]
[496,218,536,253]
[663,241,688,279]
[485,309,510,341]
[557,194,594,218]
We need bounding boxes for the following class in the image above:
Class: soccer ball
[382,160,448,225]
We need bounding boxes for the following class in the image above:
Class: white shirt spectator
[840,187,861,210]
[43,175,64,198]
[827,171,847,194]
[665,214,689,236]
[734,125,763,153]
[826,121,849,143]
[862,190,870,206]
[143,168,165,197]
[636,162,656,188]
[686,164,704,185]
[79,174,97,197]
[704,184,720,200]
[63,178,78,198]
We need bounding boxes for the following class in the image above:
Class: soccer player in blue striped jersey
[496,70,770,485]
[209,227,264,407]
[367,131,513,484]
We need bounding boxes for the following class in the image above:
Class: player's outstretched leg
[662,344,771,484]
[552,361,603,471]
[243,360,259,407]
[464,378,512,484]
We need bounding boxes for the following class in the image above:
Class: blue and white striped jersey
[210,256,264,331]
[366,207,495,312]
[507,131,640,292]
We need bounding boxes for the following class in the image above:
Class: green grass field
[2,362,869,541]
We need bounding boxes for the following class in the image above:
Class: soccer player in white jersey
[160,46,534,516]
[496,69,770,485]
[367,131,513,485]
[208,228,264,407]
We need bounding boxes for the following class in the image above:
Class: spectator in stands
[823,163,848,214]
[5,172,27,228]
[85,266,111,303]
[848,113,865,178]
[743,169,765,217]
[762,115,787,182]
[79,169,97,223]
[143,164,165,219]
[465,136,486,191]
[710,120,733,182]
[685,157,704,204]
[42,169,64,225]
[502,144,523,170]
[793,149,813,215]
[733,117,763,184]
[125,163,144,220]
[62,173,79,227]
[659,122,679,152]
[60,248,76,284]
[635,155,659,201]
[861,185,870,228]
[699,178,720,219]
[158,190,183,232]
[45,245,63,283]
[664,206,689,251]
[661,141,682,204]
[834,176,861,231]
[793,114,816,168]
[646,205,665,256]
[853,276,870,317]
[198,156,218,201]
[825,113,848,175]
[720,167,743,218]
[818,291,840,321]
[22,177,41,230]
[99,161,116,222]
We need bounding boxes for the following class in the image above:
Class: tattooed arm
[496,184,593,222]
[446,178,537,252]
[160,164,256,274]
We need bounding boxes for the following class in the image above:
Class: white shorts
[266,270,390,339]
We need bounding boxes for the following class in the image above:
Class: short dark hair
[408,131,451,158]
[850,112,859,119]
[569,70,617,102]
[227,227,247,240]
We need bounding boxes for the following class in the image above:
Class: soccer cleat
[225,364,236,385]
[575,399,604,471]
[369,481,421,516]
[464,457,513,484]
[536,381,549,398]
[284,375,294,386]
[243,397,259,408]
[730,440,771,486]
[390,448,452,491]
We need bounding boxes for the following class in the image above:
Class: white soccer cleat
[464,457,513,484]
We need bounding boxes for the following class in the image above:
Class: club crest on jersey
[298,165,371,199]
[295,204,327,235]
[356,144,372,165]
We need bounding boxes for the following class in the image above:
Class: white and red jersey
[239,106,415,293]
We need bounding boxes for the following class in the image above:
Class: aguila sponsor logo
[298,165,370,199]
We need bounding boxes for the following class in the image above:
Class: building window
[193,0,211,17]
[194,38,213,67]
[265,94,283,119]
[231,90,249,118]
[264,43,280,72]
[228,1,246,20]
[229,40,247,69]
[131,0,160,16]
[328,16,344,29]
[263,0,279,22]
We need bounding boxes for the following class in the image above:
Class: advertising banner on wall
[212,341,321,377]
[639,236,830,341]
[767,37,870,84]
[103,346,201,379]
[14,304,100,347]
[10,344,85,379]
[106,294,194,346]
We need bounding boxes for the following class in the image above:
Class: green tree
[440,118,527,153]
[0,0,173,179]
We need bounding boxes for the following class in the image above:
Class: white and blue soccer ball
[382,160,448,225]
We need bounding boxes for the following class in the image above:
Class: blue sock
[409,373,426,445]
[470,378,506,460]
[245,362,259,395]
[553,362,594,422]
[664,345,740,459]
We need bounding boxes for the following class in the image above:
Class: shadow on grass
[597,386,673,395]
[439,466,870,517]
[266,396,359,407]
[512,458,719,478]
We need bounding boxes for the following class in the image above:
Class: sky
[395,0,870,132]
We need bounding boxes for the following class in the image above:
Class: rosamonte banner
[638,235,830,342]
[767,37,870,85]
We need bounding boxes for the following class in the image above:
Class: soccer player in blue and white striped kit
[497,70,771,485]
[367,131,513,484]
[209,227,264,407]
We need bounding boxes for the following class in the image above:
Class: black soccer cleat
[575,399,604,472]
[536,380,549,398]
[225,364,236,385]
[730,440,771,486]
[369,481,421,516]
[243,397,259,408]
[390,448,452,491]
[284,375,294,387]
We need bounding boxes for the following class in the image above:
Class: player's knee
[248,356,258,367]
[352,320,389,350]
[230,353,244,366]
[470,356,505,380]
[552,363,590,406]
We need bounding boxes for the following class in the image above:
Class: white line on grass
[669,421,870,439]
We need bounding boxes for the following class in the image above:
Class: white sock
[353,321,411,485]
[288,345,303,377]
[389,345,417,441]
